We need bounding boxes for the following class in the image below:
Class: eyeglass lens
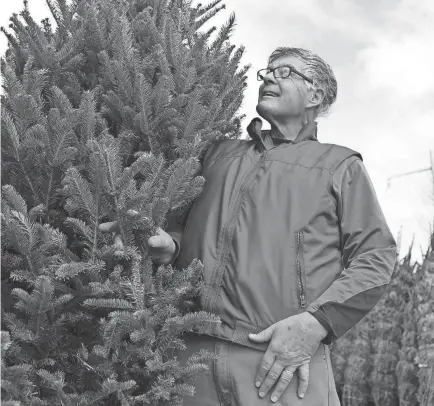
[257,66,292,80]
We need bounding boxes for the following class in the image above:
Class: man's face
[256,55,310,122]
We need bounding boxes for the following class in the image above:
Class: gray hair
[268,47,337,117]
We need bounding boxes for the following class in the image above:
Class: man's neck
[267,108,318,141]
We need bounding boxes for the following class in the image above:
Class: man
[101,47,397,405]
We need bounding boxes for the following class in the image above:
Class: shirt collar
[262,121,318,148]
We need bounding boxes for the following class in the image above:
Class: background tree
[331,230,434,406]
[396,244,420,406]
[330,324,356,397]
[1,0,249,404]
[415,234,434,406]
[368,269,401,406]
[341,323,373,406]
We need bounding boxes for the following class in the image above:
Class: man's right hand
[98,211,178,265]
[146,227,178,265]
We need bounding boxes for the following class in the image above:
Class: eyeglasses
[257,65,313,84]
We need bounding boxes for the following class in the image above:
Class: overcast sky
[1,0,433,263]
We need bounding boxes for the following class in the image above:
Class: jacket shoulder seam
[266,159,332,172]
[205,151,251,170]
[327,155,363,251]
[330,154,362,176]
[328,155,362,205]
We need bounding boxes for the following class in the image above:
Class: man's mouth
[262,91,279,98]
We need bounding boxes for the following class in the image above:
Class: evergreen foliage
[341,324,372,405]
[331,231,434,406]
[415,233,434,406]
[1,0,249,404]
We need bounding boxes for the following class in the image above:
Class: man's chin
[256,101,273,120]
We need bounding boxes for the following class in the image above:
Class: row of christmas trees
[330,233,434,406]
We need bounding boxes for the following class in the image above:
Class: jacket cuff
[307,309,337,345]
[306,282,390,345]
[167,231,181,264]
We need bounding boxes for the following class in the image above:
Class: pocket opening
[296,230,307,308]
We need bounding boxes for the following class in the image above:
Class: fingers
[148,236,164,248]
[249,325,274,343]
[255,350,275,389]
[262,362,309,402]
[98,220,118,233]
[297,363,309,399]
[113,233,124,249]
[147,228,169,248]
[255,349,310,402]
[270,366,297,403]
[98,210,139,233]
[258,360,284,399]
[100,212,170,257]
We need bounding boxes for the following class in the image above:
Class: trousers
[175,332,341,406]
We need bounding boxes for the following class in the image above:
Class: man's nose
[262,71,277,84]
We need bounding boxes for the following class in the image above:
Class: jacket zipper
[205,150,268,314]
[296,230,307,308]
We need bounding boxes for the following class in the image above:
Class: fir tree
[396,243,420,406]
[414,235,434,406]
[341,323,373,406]
[330,230,434,406]
[368,271,401,406]
[329,326,356,400]
[1,0,249,404]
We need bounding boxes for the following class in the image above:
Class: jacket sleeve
[166,139,221,264]
[306,156,397,344]
[167,227,182,264]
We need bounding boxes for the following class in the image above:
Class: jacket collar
[247,119,318,152]
[293,121,318,143]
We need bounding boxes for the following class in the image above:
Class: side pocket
[295,230,308,308]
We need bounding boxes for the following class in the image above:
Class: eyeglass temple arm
[294,69,313,83]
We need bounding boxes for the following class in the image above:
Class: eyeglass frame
[257,65,314,84]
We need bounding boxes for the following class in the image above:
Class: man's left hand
[248,312,328,403]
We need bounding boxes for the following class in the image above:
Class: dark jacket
[168,121,397,348]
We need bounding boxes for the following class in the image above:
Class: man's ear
[306,86,325,109]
